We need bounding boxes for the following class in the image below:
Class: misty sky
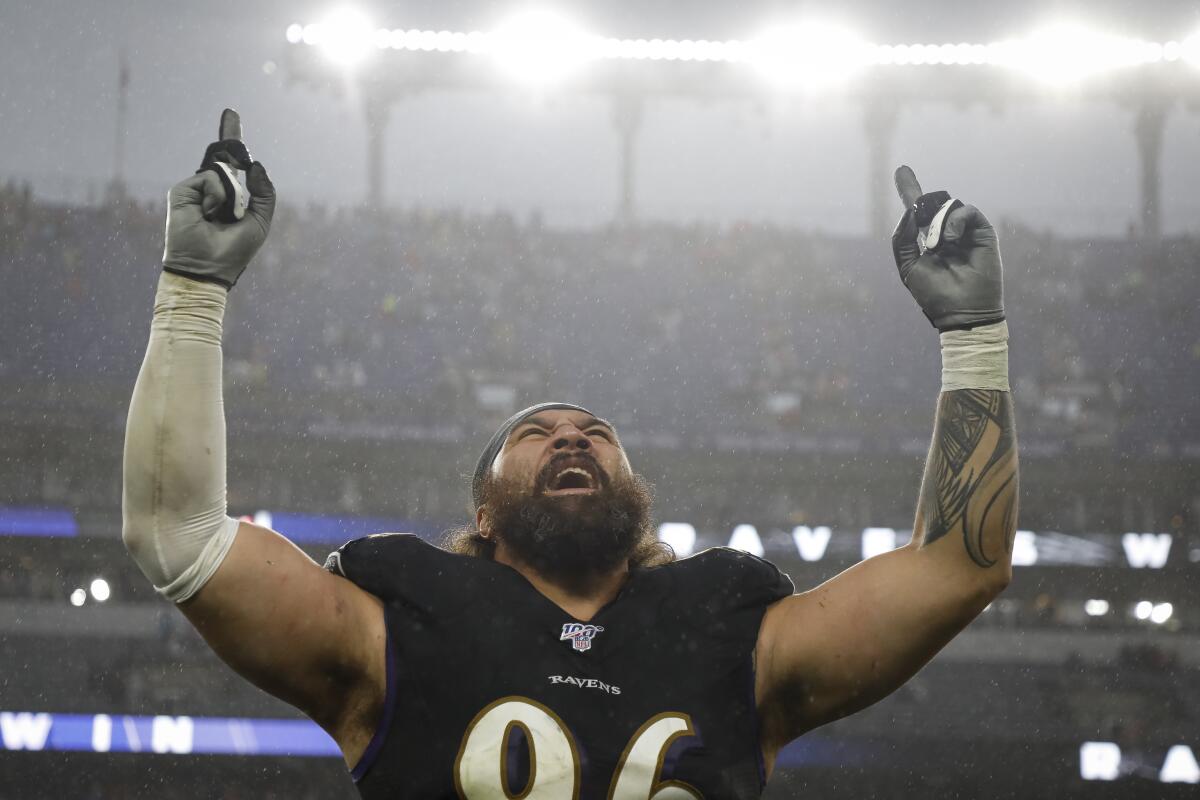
[2,0,1199,234]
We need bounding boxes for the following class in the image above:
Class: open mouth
[544,464,599,495]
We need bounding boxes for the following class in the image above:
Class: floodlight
[749,22,870,91]
[885,44,909,65]
[89,578,111,603]
[315,8,376,67]
[1184,34,1200,66]
[1150,602,1173,624]
[284,14,1187,87]
[711,41,738,62]
[490,9,599,85]
[464,31,488,54]
[1134,600,1153,620]
[69,588,86,607]
[1000,24,1150,85]
[1084,599,1109,616]
[953,43,981,65]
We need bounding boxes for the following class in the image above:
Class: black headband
[471,402,593,509]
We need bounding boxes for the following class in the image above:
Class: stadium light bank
[281,11,1200,227]
[286,11,1200,87]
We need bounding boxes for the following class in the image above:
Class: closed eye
[588,429,612,441]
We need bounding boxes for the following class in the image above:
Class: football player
[123,112,1016,797]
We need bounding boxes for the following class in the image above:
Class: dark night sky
[2,0,1198,233]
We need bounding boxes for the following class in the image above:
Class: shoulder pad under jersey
[324,533,488,614]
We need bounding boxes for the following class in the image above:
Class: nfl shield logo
[560,623,604,652]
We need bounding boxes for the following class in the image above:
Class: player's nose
[551,425,591,452]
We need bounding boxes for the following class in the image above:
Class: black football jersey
[324,534,794,799]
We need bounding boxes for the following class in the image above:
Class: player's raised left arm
[755,166,1018,756]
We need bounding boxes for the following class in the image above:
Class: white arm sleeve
[122,271,240,603]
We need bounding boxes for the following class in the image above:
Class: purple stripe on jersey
[747,651,768,788]
[351,627,398,782]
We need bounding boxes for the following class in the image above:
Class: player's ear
[476,506,492,539]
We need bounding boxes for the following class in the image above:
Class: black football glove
[890,165,1005,332]
[161,109,276,290]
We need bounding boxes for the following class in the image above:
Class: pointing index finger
[894,165,923,208]
[219,108,243,142]
[215,108,251,173]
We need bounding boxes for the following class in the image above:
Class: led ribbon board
[0,711,338,756]
[0,710,864,769]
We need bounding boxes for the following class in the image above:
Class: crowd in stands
[2,180,1197,456]
[1,180,1195,545]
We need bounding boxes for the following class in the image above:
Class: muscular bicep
[756,542,993,747]
[179,521,386,744]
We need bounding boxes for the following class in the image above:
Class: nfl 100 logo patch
[560,623,604,652]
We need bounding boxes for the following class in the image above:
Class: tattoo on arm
[918,389,1018,568]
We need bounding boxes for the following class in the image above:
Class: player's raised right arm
[121,112,385,766]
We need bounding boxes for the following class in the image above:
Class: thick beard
[482,457,654,595]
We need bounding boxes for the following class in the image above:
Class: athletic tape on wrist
[940,321,1009,392]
